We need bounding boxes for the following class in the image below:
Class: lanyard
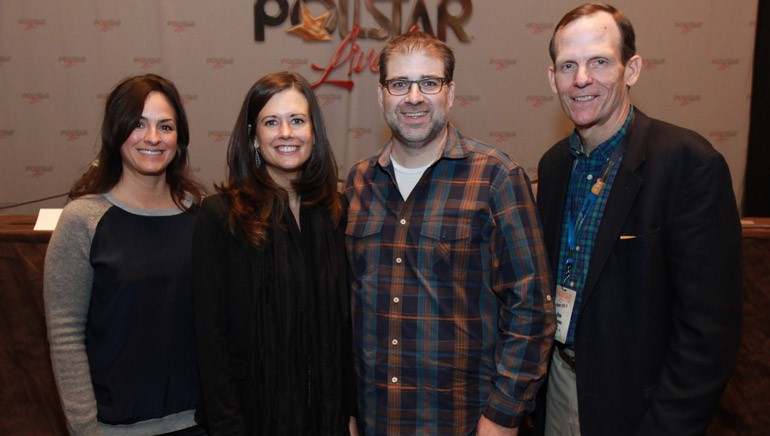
[563,140,626,285]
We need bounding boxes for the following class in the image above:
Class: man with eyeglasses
[344,31,555,436]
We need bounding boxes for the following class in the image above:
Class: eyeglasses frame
[381,77,449,96]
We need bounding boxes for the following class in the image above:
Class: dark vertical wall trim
[743,0,770,216]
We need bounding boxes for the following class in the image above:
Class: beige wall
[0,0,757,214]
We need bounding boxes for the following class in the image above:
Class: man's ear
[624,55,642,87]
[548,66,558,94]
[446,80,456,110]
[377,84,385,109]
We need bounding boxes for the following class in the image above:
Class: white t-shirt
[392,156,433,200]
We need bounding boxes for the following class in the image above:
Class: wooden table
[0,215,67,434]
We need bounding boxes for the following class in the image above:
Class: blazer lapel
[580,112,649,309]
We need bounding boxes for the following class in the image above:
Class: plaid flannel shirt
[345,124,555,435]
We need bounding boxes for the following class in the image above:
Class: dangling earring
[253,138,261,168]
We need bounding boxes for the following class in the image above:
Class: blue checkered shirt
[557,107,634,347]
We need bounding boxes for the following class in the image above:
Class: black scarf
[248,205,349,435]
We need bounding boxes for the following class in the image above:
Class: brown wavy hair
[378,30,455,84]
[68,74,204,210]
[218,71,343,246]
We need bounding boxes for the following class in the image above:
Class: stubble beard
[386,110,449,150]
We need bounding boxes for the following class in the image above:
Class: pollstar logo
[254,1,473,90]
[489,131,517,144]
[26,165,53,177]
[642,58,665,71]
[0,129,15,140]
[168,20,195,33]
[455,95,479,108]
[207,57,235,70]
[489,58,517,71]
[281,58,309,70]
[317,94,342,106]
[61,130,88,142]
[94,19,121,32]
[348,127,371,139]
[525,23,552,35]
[673,95,700,107]
[710,130,738,143]
[712,58,739,70]
[526,95,553,108]
[18,19,46,31]
[208,131,231,143]
[22,93,50,105]
[254,1,472,43]
[134,57,162,69]
[181,94,198,105]
[59,56,86,68]
[675,22,702,34]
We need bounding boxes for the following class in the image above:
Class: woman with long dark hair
[192,71,356,435]
[44,74,206,435]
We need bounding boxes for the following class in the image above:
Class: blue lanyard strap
[563,138,626,285]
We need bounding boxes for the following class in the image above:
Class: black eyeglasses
[382,78,448,96]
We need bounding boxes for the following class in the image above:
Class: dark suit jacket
[534,110,742,436]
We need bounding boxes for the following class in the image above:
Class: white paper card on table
[34,208,63,231]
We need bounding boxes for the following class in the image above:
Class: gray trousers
[544,347,581,436]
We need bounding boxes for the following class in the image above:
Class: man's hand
[477,415,518,436]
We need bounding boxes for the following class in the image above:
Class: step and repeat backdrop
[0,0,758,214]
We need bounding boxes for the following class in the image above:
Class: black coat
[191,194,354,435]
[534,110,742,435]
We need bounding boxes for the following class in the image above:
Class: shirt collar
[375,123,468,168]
[569,105,635,158]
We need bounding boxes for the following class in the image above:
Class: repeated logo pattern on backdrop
[0,0,757,213]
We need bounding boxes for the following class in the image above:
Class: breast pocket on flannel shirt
[345,217,383,275]
[420,217,473,281]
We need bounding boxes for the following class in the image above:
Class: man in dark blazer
[534,3,742,435]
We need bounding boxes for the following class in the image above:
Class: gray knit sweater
[44,193,198,436]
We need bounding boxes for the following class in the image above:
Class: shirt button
[587,174,594,180]
[575,246,581,252]
[391,377,398,383]
[396,257,402,264]
[570,281,575,287]
[392,339,398,345]
[546,295,552,302]
[400,219,406,225]
[393,297,400,303]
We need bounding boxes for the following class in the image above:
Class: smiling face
[548,11,641,150]
[119,91,178,180]
[378,50,455,155]
[255,88,313,188]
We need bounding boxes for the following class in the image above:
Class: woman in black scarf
[192,71,357,435]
